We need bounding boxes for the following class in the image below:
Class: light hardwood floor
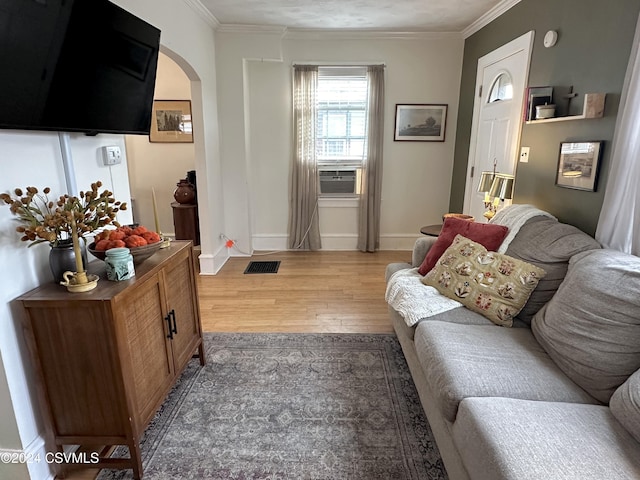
[198,249,411,334]
[64,249,409,479]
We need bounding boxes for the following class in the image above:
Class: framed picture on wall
[394,104,448,142]
[149,100,194,143]
[556,141,603,191]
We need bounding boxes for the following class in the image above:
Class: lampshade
[489,173,515,200]
[477,171,495,193]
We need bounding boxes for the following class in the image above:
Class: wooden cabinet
[19,241,205,479]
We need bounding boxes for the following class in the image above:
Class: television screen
[0,0,160,135]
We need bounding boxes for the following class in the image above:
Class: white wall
[217,30,464,252]
[126,53,195,237]
[0,2,221,479]
[0,132,134,480]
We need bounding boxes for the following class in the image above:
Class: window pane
[327,112,347,136]
[488,72,513,102]
[316,73,368,164]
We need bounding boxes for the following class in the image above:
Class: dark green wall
[450,0,640,235]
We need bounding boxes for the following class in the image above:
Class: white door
[463,31,534,222]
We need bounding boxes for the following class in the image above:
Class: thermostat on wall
[101,146,122,166]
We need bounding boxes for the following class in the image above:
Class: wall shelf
[526,93,606,124]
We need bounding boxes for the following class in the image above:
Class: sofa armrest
[412,236,438,268]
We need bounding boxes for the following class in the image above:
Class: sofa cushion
[453,397,640,480]
[417,217,508,275]
[611,370,640,444]
[504,216,601,324]
[532,249,640,403]
[422,234,546,327]
[414,321,598,422]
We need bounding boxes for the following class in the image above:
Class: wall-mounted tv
[0,0,161,135]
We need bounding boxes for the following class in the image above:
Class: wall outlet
[520,146,530,163]
[101,146,122,166]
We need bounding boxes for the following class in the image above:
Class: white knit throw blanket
[385,268,462,327]
[386,204,556,327]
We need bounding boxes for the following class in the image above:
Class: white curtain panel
[358,65,385,252]
[288,65,321,250]
[596,14,640,255]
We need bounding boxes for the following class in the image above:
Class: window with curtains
[316,67,368,196]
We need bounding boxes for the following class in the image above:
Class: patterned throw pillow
[422,234,546,327]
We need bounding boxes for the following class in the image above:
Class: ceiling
[199,0,505,32]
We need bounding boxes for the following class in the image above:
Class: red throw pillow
[417,217,509,275]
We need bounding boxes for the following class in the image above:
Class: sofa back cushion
[505,216,601,324]
[532,249,640,403]
[610,369,640,444]
[417,217,508,276]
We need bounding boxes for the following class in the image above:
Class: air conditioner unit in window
[318,168,357,196]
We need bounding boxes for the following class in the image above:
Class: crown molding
[216,24,288,36]
[462,0,522,38]
[181,0,220,29]
[284,28,462,41]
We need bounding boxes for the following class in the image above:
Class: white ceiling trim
[462,0,522,38]
[181,0,220,29]
[284,29,462,41]
[216,24,288,36]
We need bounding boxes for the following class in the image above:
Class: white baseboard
[0,435,55,480]
[252,233,418,252]
[198,244,230,275]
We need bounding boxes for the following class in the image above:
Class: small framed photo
[150,100,194,143]
[556,141,603,191]
[394,104,447,142]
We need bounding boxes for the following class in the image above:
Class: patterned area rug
[98,333,447,479]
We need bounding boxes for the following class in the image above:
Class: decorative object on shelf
[105,247,135,281]
[149,100,194,143]
[535,103,556,119]
[59,271,99,293]
[88,224,163,264]
[59,215,98,292]
[151,187,171,249]
[556,141,603,191]
[394,104,448,142]
[525,86,553,121]
[0,181,127,282]
[173,178,196,204]
[477,163,515,220]
[49,238,88,284]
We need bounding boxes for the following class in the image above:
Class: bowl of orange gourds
[88,225,162,264]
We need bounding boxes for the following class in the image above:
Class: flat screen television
[0,0,161,135]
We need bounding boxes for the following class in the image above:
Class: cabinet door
[117,273,174,428]
[162,247,202,372]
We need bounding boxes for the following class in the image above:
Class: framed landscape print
[556,141,602,191]
[150,100,194,143]
[394,104,448,142]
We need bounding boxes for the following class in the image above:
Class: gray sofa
[386,214,640,480]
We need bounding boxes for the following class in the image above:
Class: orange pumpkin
[141,231,161,244]
[124,235,147,248]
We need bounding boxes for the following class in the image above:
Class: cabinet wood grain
[19,241,205,479]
